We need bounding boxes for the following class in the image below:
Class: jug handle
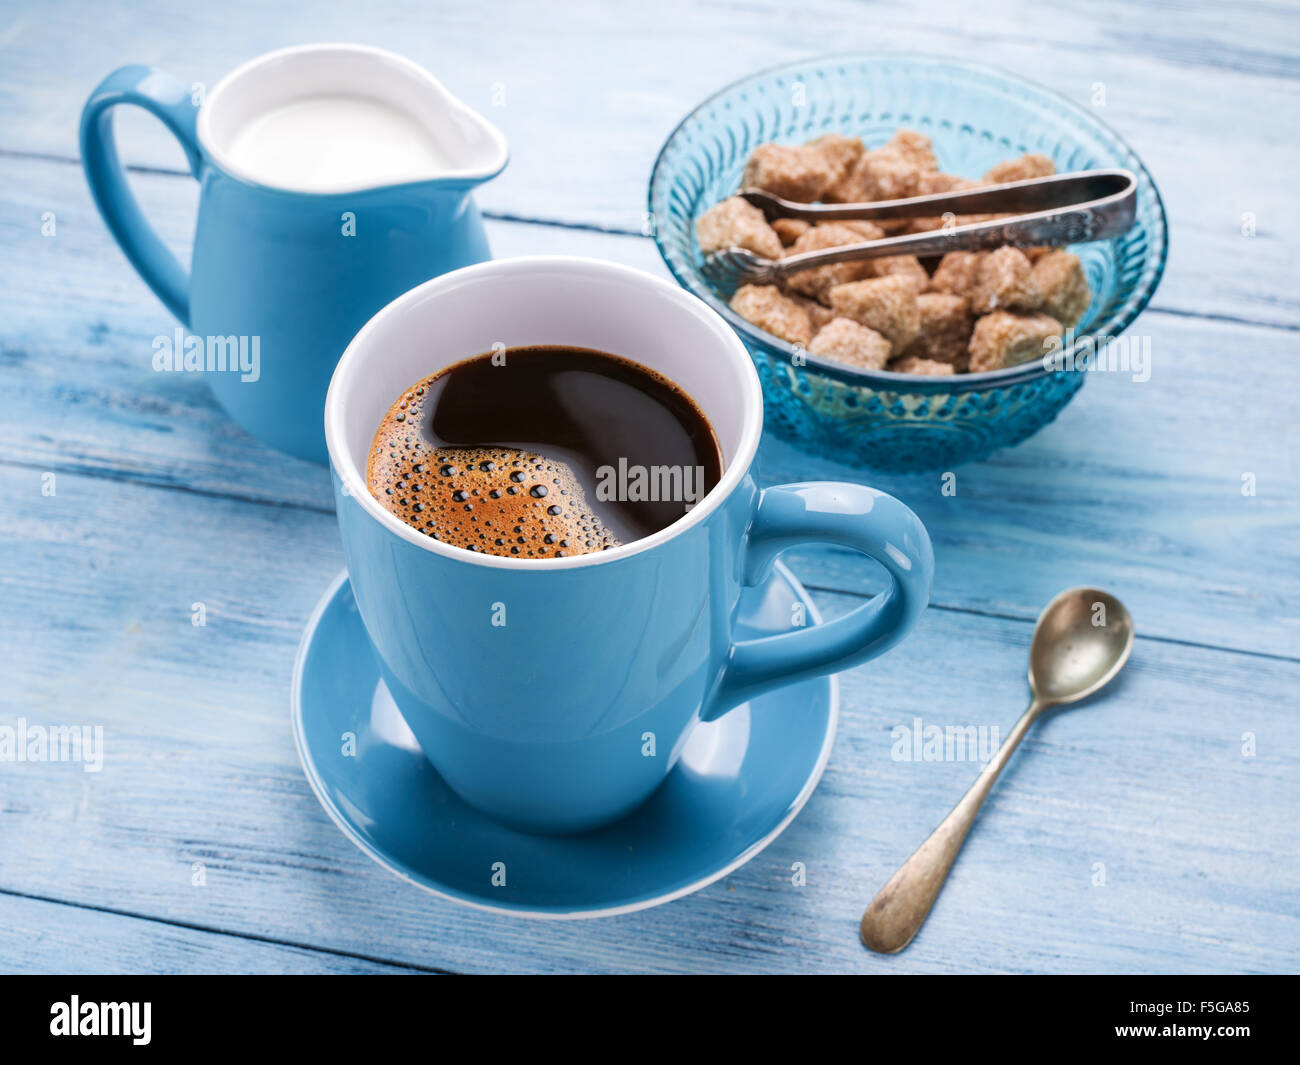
[80,66,202,326]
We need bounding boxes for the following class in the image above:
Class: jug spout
[198,43,508,195]
[407,65,509,189]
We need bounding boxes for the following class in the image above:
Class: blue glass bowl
[649,55,1168,472]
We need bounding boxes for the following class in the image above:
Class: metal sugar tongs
[699,169,1137,290]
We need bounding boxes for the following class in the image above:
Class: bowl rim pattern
[648,52,1170,395]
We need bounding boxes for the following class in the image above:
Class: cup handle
[80,66,202,325]
[707,482,933,716]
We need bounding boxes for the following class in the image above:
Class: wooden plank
[0,0,1296,324]
[1,464,1296,973]
[760,314,1300,660]
[2,154,1296,655]
[0,154,660,513]
[0,892,422,973]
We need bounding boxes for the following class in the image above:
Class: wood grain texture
[0,155,662,512]
[2,157,1296,655]
[0,893,423,974]
[1,464,1296,973]
[0,0,1298,974]
[1,0,1296,324]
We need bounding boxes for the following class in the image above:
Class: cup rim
[324,255,764,571]
[195,42,509,195]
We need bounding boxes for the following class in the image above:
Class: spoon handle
[859,699,1046,954]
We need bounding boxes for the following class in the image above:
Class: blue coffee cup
[326,256,934,834]
[80,43,508,463]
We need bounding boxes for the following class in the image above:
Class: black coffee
[367,346,722,558]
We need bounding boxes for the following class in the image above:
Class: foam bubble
[367,392,619,558]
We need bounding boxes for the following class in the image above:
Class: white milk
[225,95,449,191]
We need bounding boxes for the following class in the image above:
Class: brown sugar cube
[835,216,900,242]
[791,293,835,331]
[885,130,940,172]
[839,219,886,241]
[827,274,922,354]
[823,153,871,203]
[929,251,987,299]
[1029,250,1091,327]
[830,222,917,272]
[970,246,1041,314]
[983,152,1055,185]
[729,284,813,346]
[771,217,811,246]
[808,317,892,371]
[819,170,867,204]
[783,222,877,300]
[857,148,920,201]
[852,130,941,202]
[916,172,979,196]
[808,134,865,198]
[875,219,912,235]
[696,196,783,259]
[968,311,1062,372]
[742,143,833,202]
[888,355,956,376]
[823,130,941,203]
[869,254,929,288]
[843,154,893,203]
[902,293,974,370]
[821,144,877,203]
[907,174,981,233]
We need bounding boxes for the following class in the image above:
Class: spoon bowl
[1029,588,1135,706]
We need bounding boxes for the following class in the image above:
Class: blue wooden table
[2,0,1297,974]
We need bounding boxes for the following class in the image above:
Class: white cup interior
[326,256,763,568]
[197,43,508,192]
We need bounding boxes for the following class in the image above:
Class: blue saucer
[291,564,837,918]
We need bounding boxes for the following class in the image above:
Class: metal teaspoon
[859,587,1135,954]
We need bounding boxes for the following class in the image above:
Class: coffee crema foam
[368,417,619,558]
[366,346,722,559]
